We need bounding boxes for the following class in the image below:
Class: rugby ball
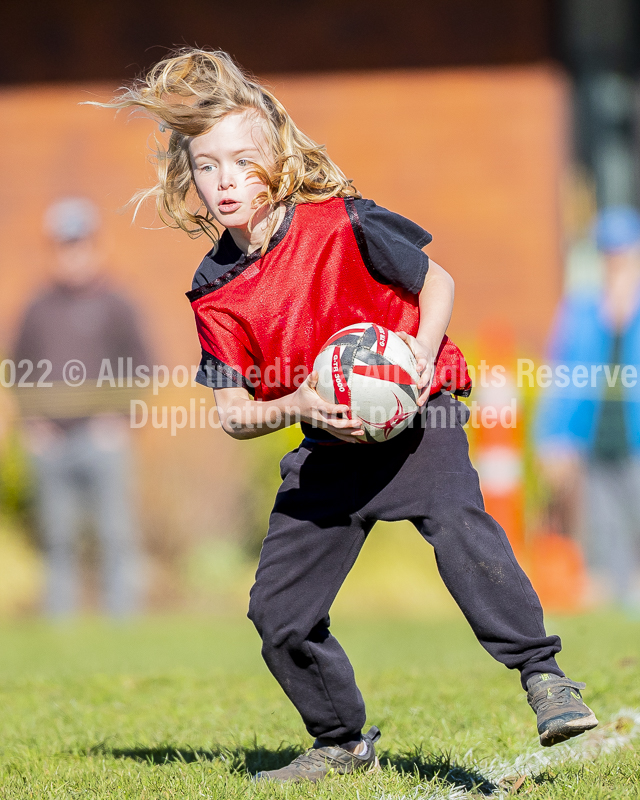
[313,323,420,442]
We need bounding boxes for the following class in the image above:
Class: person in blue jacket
[536,206,640,610]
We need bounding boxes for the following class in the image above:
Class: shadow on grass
[88,741,303,773]
[90,741,499,792]
[380,747,497,795]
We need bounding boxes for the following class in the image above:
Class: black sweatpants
[248,392,563,742]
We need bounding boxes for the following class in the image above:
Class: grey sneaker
[254,726,381,783]
[527,673,598,747]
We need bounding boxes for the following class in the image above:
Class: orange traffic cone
[527,530,588,613]
[473,325,525,558]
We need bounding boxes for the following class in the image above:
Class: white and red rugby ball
[313,322,420,443]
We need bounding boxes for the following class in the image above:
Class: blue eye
[237,159,249,167]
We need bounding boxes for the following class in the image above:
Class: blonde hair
[99,48,360,248]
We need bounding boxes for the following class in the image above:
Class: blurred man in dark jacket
[13,197,150,616]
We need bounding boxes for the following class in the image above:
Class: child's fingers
[312,402,365,436]
[302,377,356,422]
[315,406,363,430]
[320,400,352,417]
[417,361,432,386]
[417,386,431,406]
[334,428,365,437]
[396,332,433,403]
[397,330,415,353]
[303,376,352,417]
[318,411,361,429]
[416,363,433,406]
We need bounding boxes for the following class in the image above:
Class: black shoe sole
[540,714,599,747]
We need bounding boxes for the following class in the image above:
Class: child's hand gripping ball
[313,323,420,442]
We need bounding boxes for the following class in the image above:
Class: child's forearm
[216,391,301,440]
[214,375,363,442]
[415,259,455,356]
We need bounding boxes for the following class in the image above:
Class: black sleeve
[350,198,432,294]
[194,348,256,395]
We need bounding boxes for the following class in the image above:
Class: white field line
[486,707,640,786]
[376,708,640,800]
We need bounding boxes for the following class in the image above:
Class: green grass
[0,613,638,798]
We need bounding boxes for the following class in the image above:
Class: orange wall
[270,66,568,354]
[0,65,567,362]
[0,66,569,581]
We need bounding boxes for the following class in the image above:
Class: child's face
[190,110,271,234]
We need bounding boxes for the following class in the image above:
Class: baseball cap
[594,205,640,253]
[44,197,100,242]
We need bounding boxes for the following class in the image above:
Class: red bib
[188,198,471,401]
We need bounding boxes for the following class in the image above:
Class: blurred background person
[12,197,150,617]
[536,206,640,612]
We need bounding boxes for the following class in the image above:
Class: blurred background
[1,0,639,619]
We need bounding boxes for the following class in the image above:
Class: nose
[218,166,236,190]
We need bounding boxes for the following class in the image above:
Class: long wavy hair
[97,48,360,249]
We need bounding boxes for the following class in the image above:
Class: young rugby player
[103,49,598,782]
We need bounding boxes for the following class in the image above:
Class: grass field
[0,613,638,799]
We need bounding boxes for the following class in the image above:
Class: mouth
[218,198,241,214]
